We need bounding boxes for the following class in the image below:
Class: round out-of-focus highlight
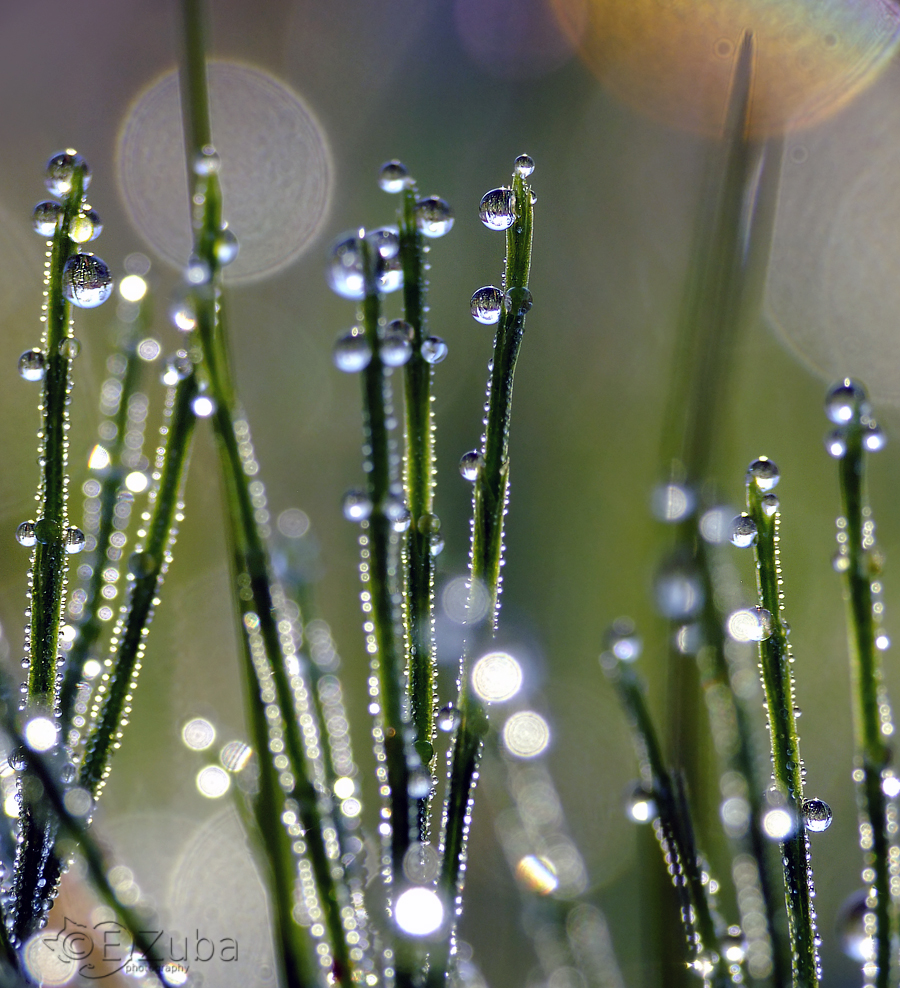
[550,0,900,136]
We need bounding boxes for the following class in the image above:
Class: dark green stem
[837,409,894,988]
[747,478,819,988]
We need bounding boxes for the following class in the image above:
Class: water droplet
[730,513,757,548]
[802,797,833,832]
[342,490,372,522]
[161,352,193,385]
[833,550,850,573]
[191,394,216,418]
[45,150,90,197]
[382,327,412,367]
[421,336,448,364]
[513,154,535,178]
[69,208,102,244]
[504,287,533,315]
[826,379,868,425]
[625,782,657,823]
[479,188,516,231]
[34,519,61,545]
[385,495,411,531]
[403,842,441,883]
[215,228,240,266]
[169,288,198,332]
[18,350,45,382]
[15,522,36,547]
[882,773,900,798]
[605,617,641,662]
[876,633,891,651]
[761,493,780,517]
[7,747,27,771]
[327,235,365,299]
[58,338,80,360]
[408,768,432,799]
[727,607,773,643]
[186,254,211,286]
[746,457,779,491]
[378,160,410,194]
[437,704,460,732]
[651,483,695,522]
[333,328,371,373]
[62,253,113,308]
[459,450,483,481]
[32,201,62,237]
[415,197,454,238]
[826,428,848,458]
[65,527,86,554]
[654,563,703,620]
[430,532,445,555]
[193,145,221,176]
[471,286,503,325]
[721,931,747,964]
[838,889,875,962]
[864,425,886,452]
[367,226,400,260]
[59,762,76,784]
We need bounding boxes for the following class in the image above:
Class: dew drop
[34,519,61,545]
[746,457,780,491]
[826,379,868,425]
[333,328,371,373]
[471,286,503,325]
[367,226,400,260]
[479,188,516,231]
[15,522,36,547]
[504,286,533,316]
[62,253,113,308]
[730,513,757,548]
[459,450,483,481]
[69,208,102,244]
[415,197,454,238]
[625,782,657,823]
[403,842,440,883]
[726,607,773,643]
[721,931,747,964]
[378,160,410,194]
[382,327,412,367]
[215,228,240,266]
[327,235,365,299]
[193,145,221,176]
[421,336,448,364]
[45,151,90,197]
[7,747,27,772]
[169,288,197,331]
[18,350,45,382]
[58,338,80,360]
[408,768,432,799]
[864,425,886,452]
[437,704,461,732]
[826,428,848,458]
[186,254,210,286]
[64,527,86,554]
[761,493,780,517]
[32,201,62,237]
[385,495,411,531]
[838,890,874,962]
[606,617,641,662]
[513,154,535,178]
[342,490,372,522]
[802,797,833,833]
[161,353,193,385]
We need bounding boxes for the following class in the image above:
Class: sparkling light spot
[220,740,253,772]
[192,395,215,418]
[762,807,795,840]
[395,887,444,936]
[23,931,77,986]
[471,651,523,703]
[515,854,559,894]
[277,508,310,539]
[119,274,148,302]
[137,338,161,361]
[182,718,215,751]
[88,445,111,471]
[502,711,550,758]
[441,576,490,625]
[83,659,102,680]
[24,717,58,752]
[333,777,355,799]
[125,471,150,494]
[197,765,231,798]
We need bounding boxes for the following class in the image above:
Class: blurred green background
[1,1,900,986]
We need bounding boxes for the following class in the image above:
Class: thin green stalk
[399,183,439,835]
[832,383,895,988]
[80,370,198,796]
[429,161,535,988]
[746,470,819,988]
[178,4,353,980]
[602,654,731,988]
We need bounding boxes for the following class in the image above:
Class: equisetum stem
[430,164,534,988]
[399,185,438,837]
[747,476,819,988]
[179,2,353,981]
[836,400,895,988]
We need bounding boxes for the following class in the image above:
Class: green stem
[836,401,895,988]
[80,371,198,796]
[429,163,535,988]
[747,477,819,988]
[399,185,438,837]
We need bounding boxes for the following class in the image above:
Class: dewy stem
[836,397,895,988]
[399,185,438,838]
[747,474,819,988]
[430,163,535,988]
[178,2,353,980]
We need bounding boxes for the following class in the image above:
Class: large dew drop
[32,201,62,238]
[421,336,448,364]
[471,286,503,325]
[826,379,868,424]
[727,607,773,643]
[15,522,36,547]
[479,188,516,231]
[333,328,371,373]
[382,325,412,367]
[802,797,833,833]
[378,160,410,194]
[45,150,90,198]
[327,236,365,299]
[730,513,757,548]
[69,208,102,244]
[18,350,45,382]
[414,197,454,238]
[625,781,657,823]
[342,490,373,522]
[746,457,779,491]
[514,154,535,177]
[459,450,483,481]
[61,254,113,308]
